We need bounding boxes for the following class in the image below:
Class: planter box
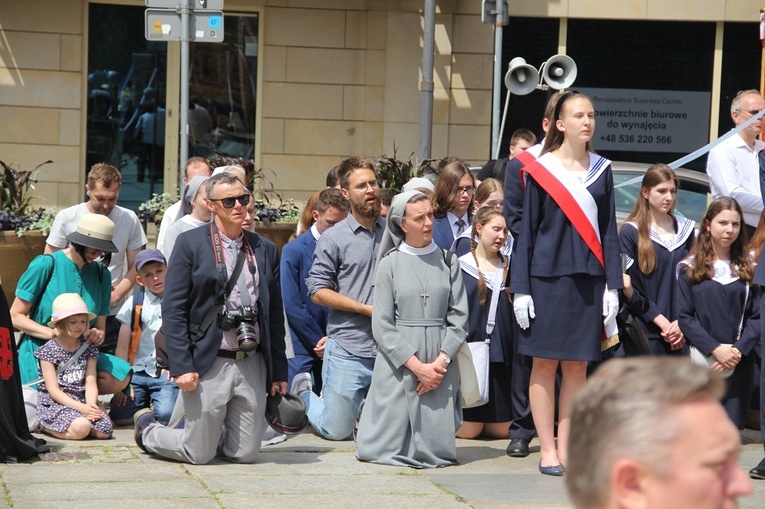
[253,222,297,253]
[0,231,47,306]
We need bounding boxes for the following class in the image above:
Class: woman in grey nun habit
[355,190,469,468]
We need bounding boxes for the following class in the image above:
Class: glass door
[187,14,259,162]
[87,3,168,212]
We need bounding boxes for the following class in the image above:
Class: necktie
[456,218,465,236]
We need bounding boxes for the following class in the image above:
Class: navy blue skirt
[518,274,605,362]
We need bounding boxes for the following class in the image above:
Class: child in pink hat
[33,293,113,440]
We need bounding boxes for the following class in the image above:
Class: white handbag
[463,268,505,408]
[457,341,483,408]
[467,340,490,406]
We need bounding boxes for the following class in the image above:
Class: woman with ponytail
[510,92,622,475]
[619,164,695,355]
[456,206,514,438]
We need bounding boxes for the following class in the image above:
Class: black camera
[219,305,259,352]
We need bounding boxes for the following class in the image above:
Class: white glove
[603,288,619,325]
[513,294,535,330]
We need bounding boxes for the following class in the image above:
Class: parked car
[612,162,711,227]
[471,160,711,227]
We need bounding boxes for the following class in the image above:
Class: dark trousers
[509,318,535,441]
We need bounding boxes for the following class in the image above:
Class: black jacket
[162,224,287,386]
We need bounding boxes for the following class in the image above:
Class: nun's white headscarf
[376,190,426,264]
[176,175,210,220]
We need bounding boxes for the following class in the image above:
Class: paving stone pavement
[1,428,764,508]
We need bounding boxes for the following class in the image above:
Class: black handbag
[616,303,651,357]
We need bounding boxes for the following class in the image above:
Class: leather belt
[217,347,260,360]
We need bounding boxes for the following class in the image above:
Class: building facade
[0,0,762,211]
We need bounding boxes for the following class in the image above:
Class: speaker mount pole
[490,2,506,160]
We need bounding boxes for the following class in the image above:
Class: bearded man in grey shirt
[296,156,384,440]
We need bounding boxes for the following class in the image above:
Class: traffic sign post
[144,0,224,189]
[145,9,223,42]
[146,0,224,9]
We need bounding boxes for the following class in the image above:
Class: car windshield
[613,171,709,224]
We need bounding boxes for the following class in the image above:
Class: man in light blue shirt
[297,157,384,441]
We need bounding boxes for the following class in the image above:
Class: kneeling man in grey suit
[135,172,288,464]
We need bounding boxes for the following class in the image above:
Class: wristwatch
[439,353,451,365]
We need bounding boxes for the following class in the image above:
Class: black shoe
[133,408,156,453]
[506,437,530,457]
[750,457,765,479]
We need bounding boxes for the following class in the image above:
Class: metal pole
[491,2,505,159]
[417,0,436,164]
[496,87,511,157]
[179,0,191,182]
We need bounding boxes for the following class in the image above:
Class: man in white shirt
[707,89,765,234]
[46,163,147,352]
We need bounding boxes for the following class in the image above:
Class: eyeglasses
[456,186,475,196]
[737,109,763,117]
[210,193,251,208]
[350,180,379,192]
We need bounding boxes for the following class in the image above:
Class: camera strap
[191,224,248,345]
[234,245,253,309]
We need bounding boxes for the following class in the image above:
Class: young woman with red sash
[510,92,622,475]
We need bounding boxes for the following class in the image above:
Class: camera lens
[237,322,258,352]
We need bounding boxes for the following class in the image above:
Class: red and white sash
[523,152,618,343]
[523,152,610,266]
[515,144,542,191]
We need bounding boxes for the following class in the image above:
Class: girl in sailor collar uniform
[456,206,514,439]
[677,197,759,429]
[619,164,696,356]
[511,92,623,475]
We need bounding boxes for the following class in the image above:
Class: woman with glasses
[511,92,622,475]
[451,178,507,256]
[432,160,477,250]
[12,214,132,399]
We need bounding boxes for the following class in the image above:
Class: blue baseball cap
[135,249,166,271]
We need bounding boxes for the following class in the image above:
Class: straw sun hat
[47,293,96,328]
[65,214,118,253]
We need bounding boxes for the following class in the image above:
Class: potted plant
[0,160,53,304]
[375,146,437,193]
[138,191,175,241]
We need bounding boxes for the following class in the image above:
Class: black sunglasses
[211,193,251,209]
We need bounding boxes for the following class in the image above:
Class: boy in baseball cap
[110,250,177,425]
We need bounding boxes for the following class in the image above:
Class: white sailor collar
[625,215,695,253]
[535,152,611,189]
[678,257,741,285]
[583,153,612,187]
[458,252,506,290]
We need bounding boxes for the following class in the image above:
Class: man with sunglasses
[297,156,384,441]
[707,89,765,235]
[135,172,287,464]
